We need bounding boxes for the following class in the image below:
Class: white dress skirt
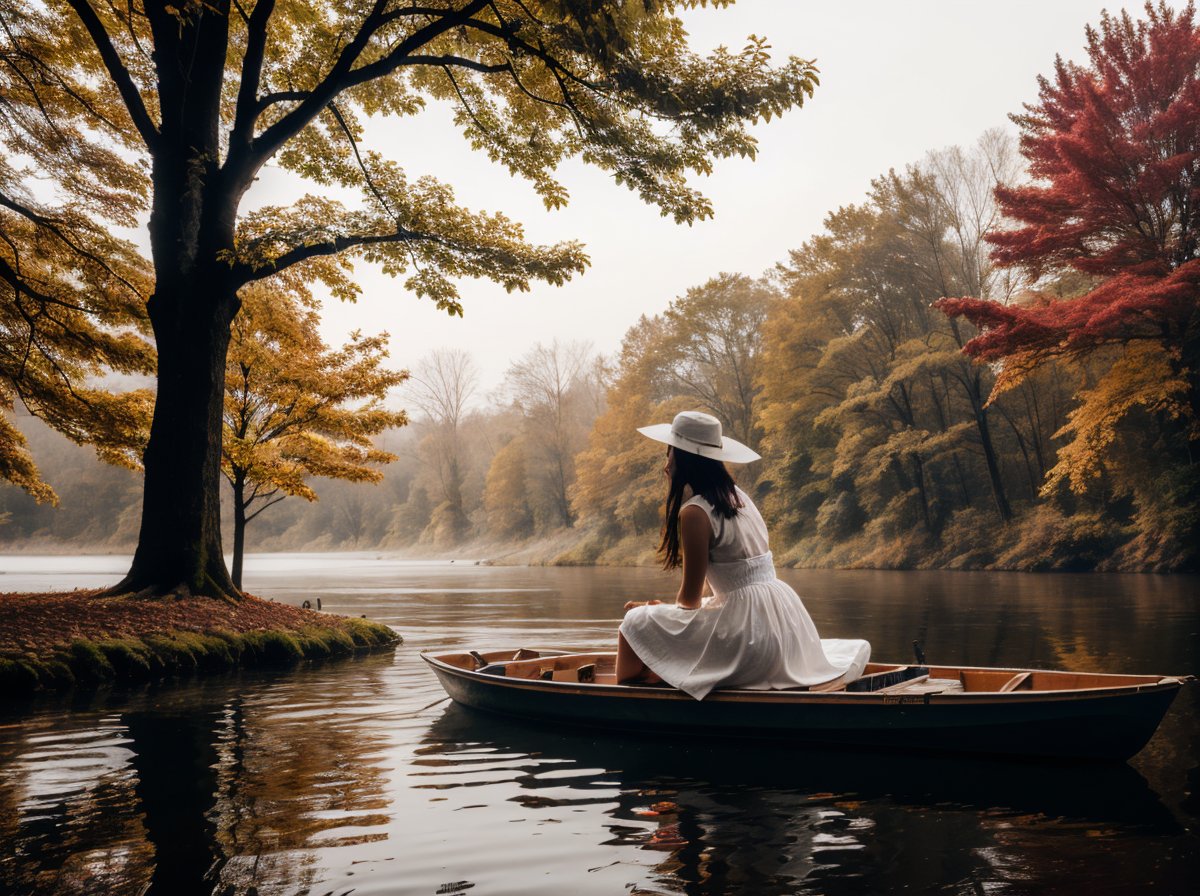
[620,489,870,700]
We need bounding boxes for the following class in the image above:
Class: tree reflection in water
[0,659,397,896]
[418,703,1184,896]
[124,707,224,895]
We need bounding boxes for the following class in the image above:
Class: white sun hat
[638,411,761,464]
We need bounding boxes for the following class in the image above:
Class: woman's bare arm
[675,504,710,609]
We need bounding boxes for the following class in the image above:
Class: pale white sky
[252,0,1141,395]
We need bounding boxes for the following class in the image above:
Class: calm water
[0,554,1197,895]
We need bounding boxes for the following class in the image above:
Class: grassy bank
[0,590,400,697]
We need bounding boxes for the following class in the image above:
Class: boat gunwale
[420,651,1192,704]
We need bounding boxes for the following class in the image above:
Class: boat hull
[424,654,1187,761]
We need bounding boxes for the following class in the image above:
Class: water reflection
[125,706,223,895]
[0,660,401,896]
[0,561,1196,895]
[0,715,152,894]
[418,704,1185,895]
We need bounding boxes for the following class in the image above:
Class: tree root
[100,577,243,604]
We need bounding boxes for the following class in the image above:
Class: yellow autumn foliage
[1043,345,1196,495]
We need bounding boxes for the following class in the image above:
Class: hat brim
[637,423,761,464]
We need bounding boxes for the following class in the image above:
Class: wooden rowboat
[422,648,1193,761]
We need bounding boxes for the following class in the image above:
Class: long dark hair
[658,446,742,569]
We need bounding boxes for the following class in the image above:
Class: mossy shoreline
[0,591,400,698]
[0,620,399,697]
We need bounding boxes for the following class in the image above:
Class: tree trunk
[947,321,1012,522]
[232,472,247,591]
[553,448,574,528]
[113,278,240,598]
[911,454,936,534]
[971,394,1013,522]
[106,0,243,598]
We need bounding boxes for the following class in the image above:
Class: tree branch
[374,53,509,78]
[248,0,487,168]
[63,0,159,150]
[0,255,91,314]
[236,228,440,284]
[484,0,585,131]
[328,101,397,221]
[0,191,144,300]
[230,0,276,149]
[256,89,311,112]
[245,492,286,521]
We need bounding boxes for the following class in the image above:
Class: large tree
[572,273,772,539]
[754,134,1055,563]
[1,0,818,597]
[501,340,597,528]
[404,347,479,544]
[937,3,1200,564]
[224,282,407,588]
[659,271,772,452]
[937,4,1200,480]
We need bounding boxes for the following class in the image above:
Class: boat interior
[431,649,1178,695]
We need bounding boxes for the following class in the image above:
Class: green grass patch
[142,633,199,674]
[40,658,76,688]
[175,631,239,670]
[241,629,305,666]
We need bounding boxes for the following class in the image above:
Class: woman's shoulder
[682,491,716,513]
[685,487,754,510]
[680,493,713,520]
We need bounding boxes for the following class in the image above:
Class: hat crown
[671,411,722,449]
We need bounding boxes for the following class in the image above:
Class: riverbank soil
[0,590,400,696]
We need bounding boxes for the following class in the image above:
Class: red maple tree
[937,2,1200,416]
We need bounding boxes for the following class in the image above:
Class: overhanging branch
[0,191,145,300]
[63,0,159,150]
[328,102,398,221]
[235,228,439,284]
[247,0,488,168]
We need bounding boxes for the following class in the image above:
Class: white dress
[620,488,870,700]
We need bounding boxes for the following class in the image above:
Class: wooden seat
[875,674,930,694]
[999,672,1031,692]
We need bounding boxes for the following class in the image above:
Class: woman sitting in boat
[618,411,870,699]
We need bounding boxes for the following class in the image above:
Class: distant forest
[2,131,1196,573]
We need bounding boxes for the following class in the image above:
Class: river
[0,554,1197,895]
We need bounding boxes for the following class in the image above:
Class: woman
[618,410,870,699]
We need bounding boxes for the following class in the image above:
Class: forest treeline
[3,124,1195,572]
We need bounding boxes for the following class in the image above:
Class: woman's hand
[623,599,663,611]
